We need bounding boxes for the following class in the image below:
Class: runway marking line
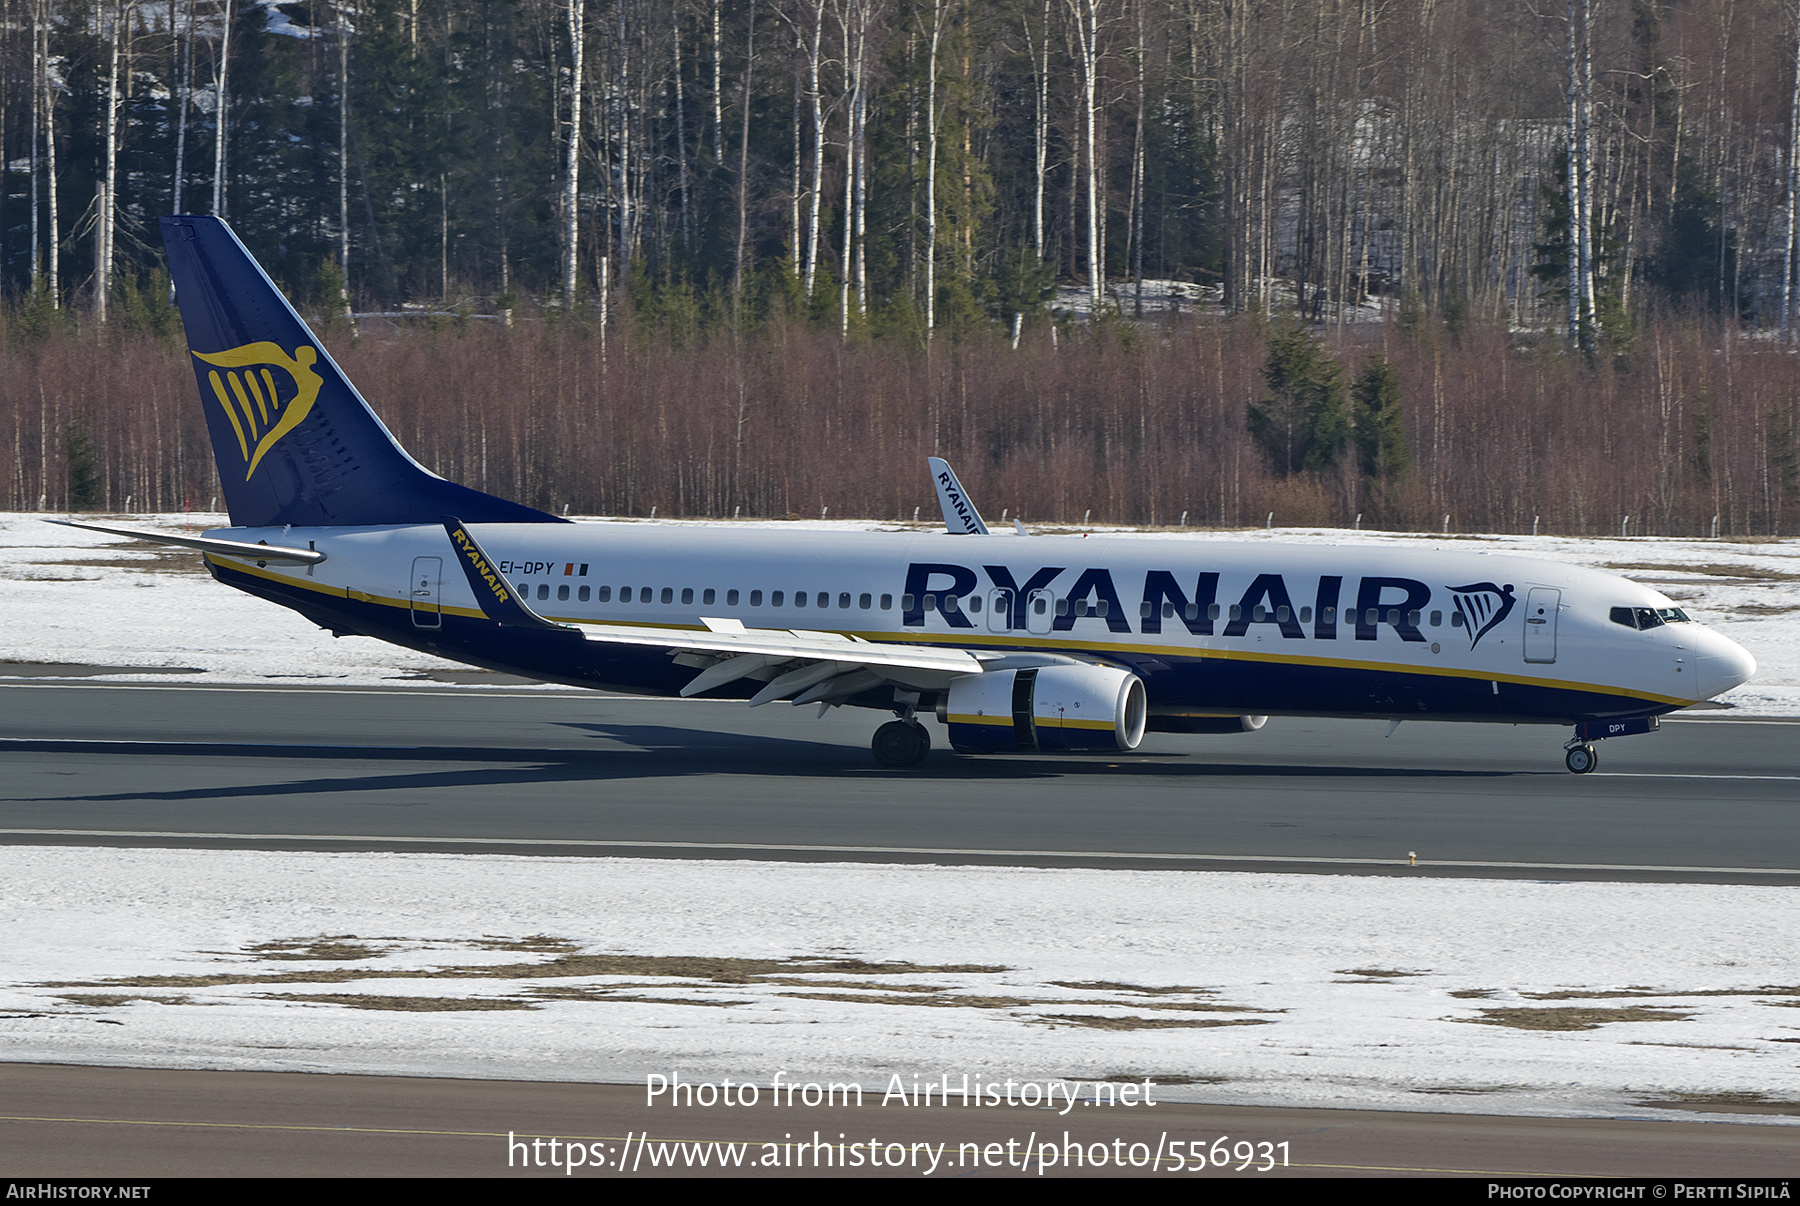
[0,1115,1578,1176]
[2,828,1798,876]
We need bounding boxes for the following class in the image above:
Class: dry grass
[1462,1006,1695,1031]
[1048,980,1217,995]
[1032,1016,1274,1032]
[43,941,1006,991]
[1521,986,1800,1000]
[258,993,537,1012]
[241,937,388,962]
[56,994,198,1007]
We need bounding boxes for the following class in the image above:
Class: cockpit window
[1611,605,1692,630]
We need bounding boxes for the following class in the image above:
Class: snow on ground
[1,846,1796,1121]
[2,511,1795,714]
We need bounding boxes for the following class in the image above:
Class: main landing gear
[872,719,931,768]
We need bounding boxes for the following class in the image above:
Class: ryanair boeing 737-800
[56,217,1757,772]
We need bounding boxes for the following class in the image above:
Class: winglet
[928,457,989,535]
[440,516,570,630]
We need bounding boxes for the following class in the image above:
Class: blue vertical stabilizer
[162,216,564,527]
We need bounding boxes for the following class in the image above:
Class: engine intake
[940,664,1147,753]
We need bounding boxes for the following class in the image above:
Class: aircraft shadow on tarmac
[3,727,1512,807]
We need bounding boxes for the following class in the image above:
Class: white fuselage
[204,521,1756,721]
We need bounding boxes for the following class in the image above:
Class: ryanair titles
[901,562,1516,647]
[449,525,514,605]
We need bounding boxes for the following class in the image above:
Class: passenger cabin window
[557,585,570,601]
[537,584,549,601]
[597,586,611,602]
[726,589,739,606]
[702,589,714,605]
[859,593,872,609]
[661,587,674,605]
[750,590,763,606]
[619,586,632,603]
[881,594,893,610]
[578,585,590,602]
[840,593,852,609]
[772,591,785,607]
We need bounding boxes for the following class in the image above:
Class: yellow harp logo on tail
[193,342,324,480]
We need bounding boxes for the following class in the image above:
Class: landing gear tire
[1564,744,1598,775]
[872,720,930,768]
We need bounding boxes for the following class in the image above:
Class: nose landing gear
[1562,716,1660,773]
[1564,742,1598,774]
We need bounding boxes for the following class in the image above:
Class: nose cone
[1690,628,1757,702]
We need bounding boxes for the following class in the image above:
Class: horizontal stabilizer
[45,518,325,565]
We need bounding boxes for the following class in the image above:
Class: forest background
[2,0,1799,537]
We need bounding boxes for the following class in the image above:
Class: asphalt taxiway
[1,682,1795,883]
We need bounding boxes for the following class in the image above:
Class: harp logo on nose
[193,342,324,479]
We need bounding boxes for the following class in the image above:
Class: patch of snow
[0,847,1794,1121]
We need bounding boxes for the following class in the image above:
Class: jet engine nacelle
[939,664,1147,753]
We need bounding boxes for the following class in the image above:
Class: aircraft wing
[441,515,988,707]
[572,618,989,705]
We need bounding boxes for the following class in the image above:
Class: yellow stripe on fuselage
[208,556,1687,708]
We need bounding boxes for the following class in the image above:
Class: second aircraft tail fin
[928,457,990,535]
